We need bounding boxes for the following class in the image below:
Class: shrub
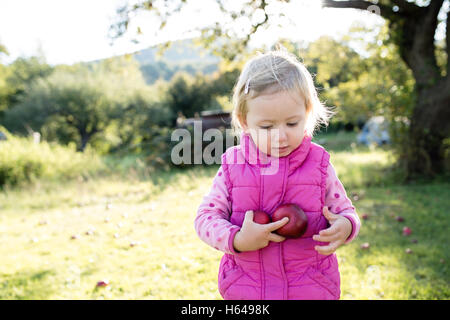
[0,126,105,188]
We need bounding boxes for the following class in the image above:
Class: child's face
[240,90,308,158]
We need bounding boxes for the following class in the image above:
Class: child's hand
[233,210,289,252]
[313,206,352,255]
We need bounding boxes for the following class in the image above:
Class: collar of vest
[240,131,312,170]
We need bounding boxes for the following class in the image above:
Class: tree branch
[322,0,398,21]
[428,0,446,16]
[246,0,269,45]
[446,4,450,82]
[413,0,445,67]
[391,0,422,14]
[322,0,373,10]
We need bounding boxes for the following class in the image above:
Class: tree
[321,0,449,179]
[0,43,11,115]
[3,55,173,154]
[0,54,53,120]
[164,72,217,124]
[298,27,415,128]
[3,67,117,152]
[3,56,53,108]
[112,0,449,179]
[299,35,371,124]
[3,57,148,152]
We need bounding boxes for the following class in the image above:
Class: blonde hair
[231,47,333,137]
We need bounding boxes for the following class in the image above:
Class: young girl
[194,48,360,300]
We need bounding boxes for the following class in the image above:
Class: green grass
[0,132,448,299]
[339,183,449,299]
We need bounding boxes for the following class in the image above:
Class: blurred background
[0,0,448,300]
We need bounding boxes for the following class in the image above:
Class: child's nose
[279,128,288,141]
[270,128,288,146]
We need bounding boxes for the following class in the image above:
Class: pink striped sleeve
[194,166,240,254]
[325,162,361,244]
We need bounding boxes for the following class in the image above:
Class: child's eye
[287,122,298,127]
[259,125,272,130]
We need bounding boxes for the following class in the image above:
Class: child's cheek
[251,131,270,154]
[260,141,270,155]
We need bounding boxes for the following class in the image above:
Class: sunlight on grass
[331,147,397,188]
[0,166,223,299]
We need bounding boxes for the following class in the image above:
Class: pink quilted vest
[219,132,340,300]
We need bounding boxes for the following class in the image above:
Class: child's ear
[238,114,249,132]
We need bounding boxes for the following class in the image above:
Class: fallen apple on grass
[96,280,109,288]
[253,210,271,224]
[130,241,141,247]
[403,226,412,236]
[272,204,308,238]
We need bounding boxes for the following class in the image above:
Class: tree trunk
[77,126,98,152]
[396,1,449,178]
[406,79,450,178]
[78,132,90,152]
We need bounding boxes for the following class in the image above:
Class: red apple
[253,210,271,224]
[96,280,109,287]
[403,226,412,236]
[130,241,141,247]
[272,204,308,238]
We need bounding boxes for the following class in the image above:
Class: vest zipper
[259,169,265,300]
[279,157,289,299]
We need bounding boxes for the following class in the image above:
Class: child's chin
[269,149,290,158]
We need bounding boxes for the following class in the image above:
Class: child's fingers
[317,225,338,237]
[312,232,338,243]
[266,217,289,232]
[314,243,337,255]
[323,206,338,222]
[315,239,343,255]
[268,232,286,243]
[243,210,254,224]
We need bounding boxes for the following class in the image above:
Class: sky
[0,0,387,66]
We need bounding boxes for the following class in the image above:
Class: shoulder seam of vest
[221,150,234,198]
[228,185,259,188]
[287,183,321,186]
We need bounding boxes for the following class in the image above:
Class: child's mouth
[274,146,289,154]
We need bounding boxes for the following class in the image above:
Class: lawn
[0,131,448,299]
